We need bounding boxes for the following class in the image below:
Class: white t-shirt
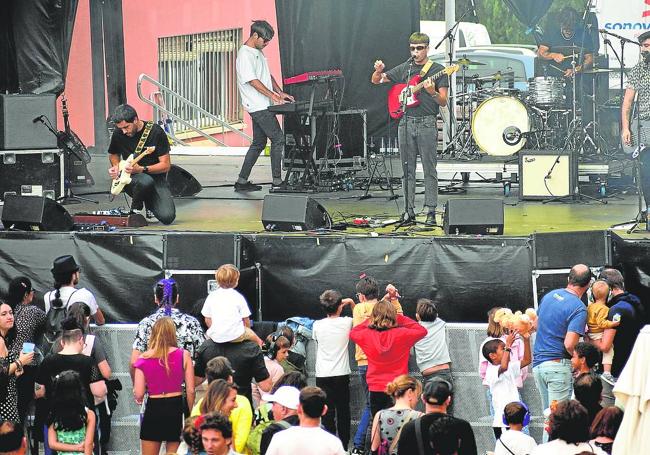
[236,45,273,113]
[201,287,251,343]
[530,439,607,455]
[265,426,346,455]
[312,316,353,377]
[486,360,521,428]
[44,286,98,315]
[494,429,537,455]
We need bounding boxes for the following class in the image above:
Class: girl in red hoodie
[350,300,427,417]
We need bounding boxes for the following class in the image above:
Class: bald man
[533,264,590,416]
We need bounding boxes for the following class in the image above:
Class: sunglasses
[409,45,427,51]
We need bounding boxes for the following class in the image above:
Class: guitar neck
[130,150,152,166]
[411,69,447,94]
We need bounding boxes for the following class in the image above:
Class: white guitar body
[110,155,135,195]
[398,86,418,108]
[110,146,155,196]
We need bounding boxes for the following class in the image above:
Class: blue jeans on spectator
[353,365,371,450]
[533,359,572,442]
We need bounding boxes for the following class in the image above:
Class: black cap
[51,255,80,275]
[422,378,452,405]
[639,31,650,43]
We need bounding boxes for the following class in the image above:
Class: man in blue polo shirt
[533,264,590,414]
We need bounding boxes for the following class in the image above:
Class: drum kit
[443,48,614,161]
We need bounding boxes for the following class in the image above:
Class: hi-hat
[453,57,485,66]
[581,68,614,74]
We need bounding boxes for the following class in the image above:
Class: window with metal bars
[158,28,243,132]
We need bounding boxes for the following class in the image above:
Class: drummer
[536,6,594,79]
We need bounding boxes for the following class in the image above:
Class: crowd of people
[0,257,646,455]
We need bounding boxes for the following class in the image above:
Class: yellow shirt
[352,298,403,366]
[191,394,253,453]
[587,301,618,334]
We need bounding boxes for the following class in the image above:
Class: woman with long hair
[350,300,426,417]
[370,375,423,455]
[589,406,623,455]
[134,317,195,455]
[47,370,95,454]
[6,276,46,422]
[199,379,238,417]
[0,300,35,423]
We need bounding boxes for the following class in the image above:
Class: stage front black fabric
[4,0,78,94]
[275,0,420,140]
[611,233,650,324]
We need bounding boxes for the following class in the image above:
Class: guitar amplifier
[0,149,64,202]
[519,149,575,200]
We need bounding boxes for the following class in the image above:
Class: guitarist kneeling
[108,104,176,225]
[372,32,450,226]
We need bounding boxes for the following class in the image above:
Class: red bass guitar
[387,64,459,119]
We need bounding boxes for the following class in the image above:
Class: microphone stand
[599,29,640,92]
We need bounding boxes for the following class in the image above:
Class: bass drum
[471,96,530,156]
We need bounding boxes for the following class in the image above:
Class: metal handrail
[136,73,252,146]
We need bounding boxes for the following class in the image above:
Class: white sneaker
[130,207,145,216]
[601,372,616,386]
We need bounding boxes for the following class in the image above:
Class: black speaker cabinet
[533,231,611,269]
[0,94,58,150]
[1,195,74,231]
[164,233,253,270]
[519,149,575,200]
[262,195,331,231]
[443,198,504,235]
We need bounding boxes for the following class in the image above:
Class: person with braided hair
[130,278,204,380]
[43,256,105,326]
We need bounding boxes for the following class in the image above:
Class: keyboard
[283,69,343,86]
[268,99,335,114]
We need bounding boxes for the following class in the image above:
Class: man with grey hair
[591,268,644,404]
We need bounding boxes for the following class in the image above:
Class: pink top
[478,336,528,388]
[134,348,185,395]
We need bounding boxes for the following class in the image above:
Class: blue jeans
[353,365,371,450]
[533,359,572,442]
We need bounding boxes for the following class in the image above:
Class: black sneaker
[234,181,262,192]
[425,211,437,226]
[400,211,416,226]
[271,181,287,191]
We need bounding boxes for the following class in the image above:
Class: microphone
[32,115,44,123]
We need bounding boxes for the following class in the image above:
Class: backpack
[245,419,291,455]
[42,289,79,353]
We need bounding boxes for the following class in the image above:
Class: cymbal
[453,57,485,66]
[581,68,614,74]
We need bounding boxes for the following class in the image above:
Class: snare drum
[471,96,531,156]
[528,76,566,107]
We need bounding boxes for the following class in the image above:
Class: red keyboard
[284,69,343,85]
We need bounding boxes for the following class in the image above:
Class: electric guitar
[622,118,650,157]
[110,147,155,195]
[387,64,459,119]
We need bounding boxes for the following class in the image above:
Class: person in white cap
[258,386,300,454]
[266,386,346,455]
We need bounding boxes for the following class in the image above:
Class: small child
[47,370,96,455]
[494,402,537,455]
[201,263,261,345]
[587,280,619,383]
[312,289,355,448]
[413,299,452,397]
[483,330,531,440]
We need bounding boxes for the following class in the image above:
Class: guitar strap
[419,59,434,78]
[134,122,153,156]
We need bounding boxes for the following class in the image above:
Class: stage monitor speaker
[1,194,74,231]
[262,194,331,231]
[443,198,504,235]
[519,149,574,200]
[0,94,58,150]
[166,164,202,197]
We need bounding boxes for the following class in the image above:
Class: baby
[587,280,619,381]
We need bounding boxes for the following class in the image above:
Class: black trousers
[239,109,284,181]
[316,375,351,448]
[125,173,176,225]
[369,391,393,418]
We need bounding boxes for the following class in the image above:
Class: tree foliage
[420,0,586,44]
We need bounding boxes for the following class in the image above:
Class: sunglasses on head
[409,45,427,51]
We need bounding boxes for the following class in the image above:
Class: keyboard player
[235,20,294,192]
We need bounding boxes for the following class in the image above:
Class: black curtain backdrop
[275,0,420,142]
[5,0,78,94]
[502,0,553,43]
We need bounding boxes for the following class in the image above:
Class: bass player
[372,32,448,226]
[107,104,176,225]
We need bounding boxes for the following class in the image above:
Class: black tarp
[4,0,78,94]
[610,233,650,323]
[275,0,420,143]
